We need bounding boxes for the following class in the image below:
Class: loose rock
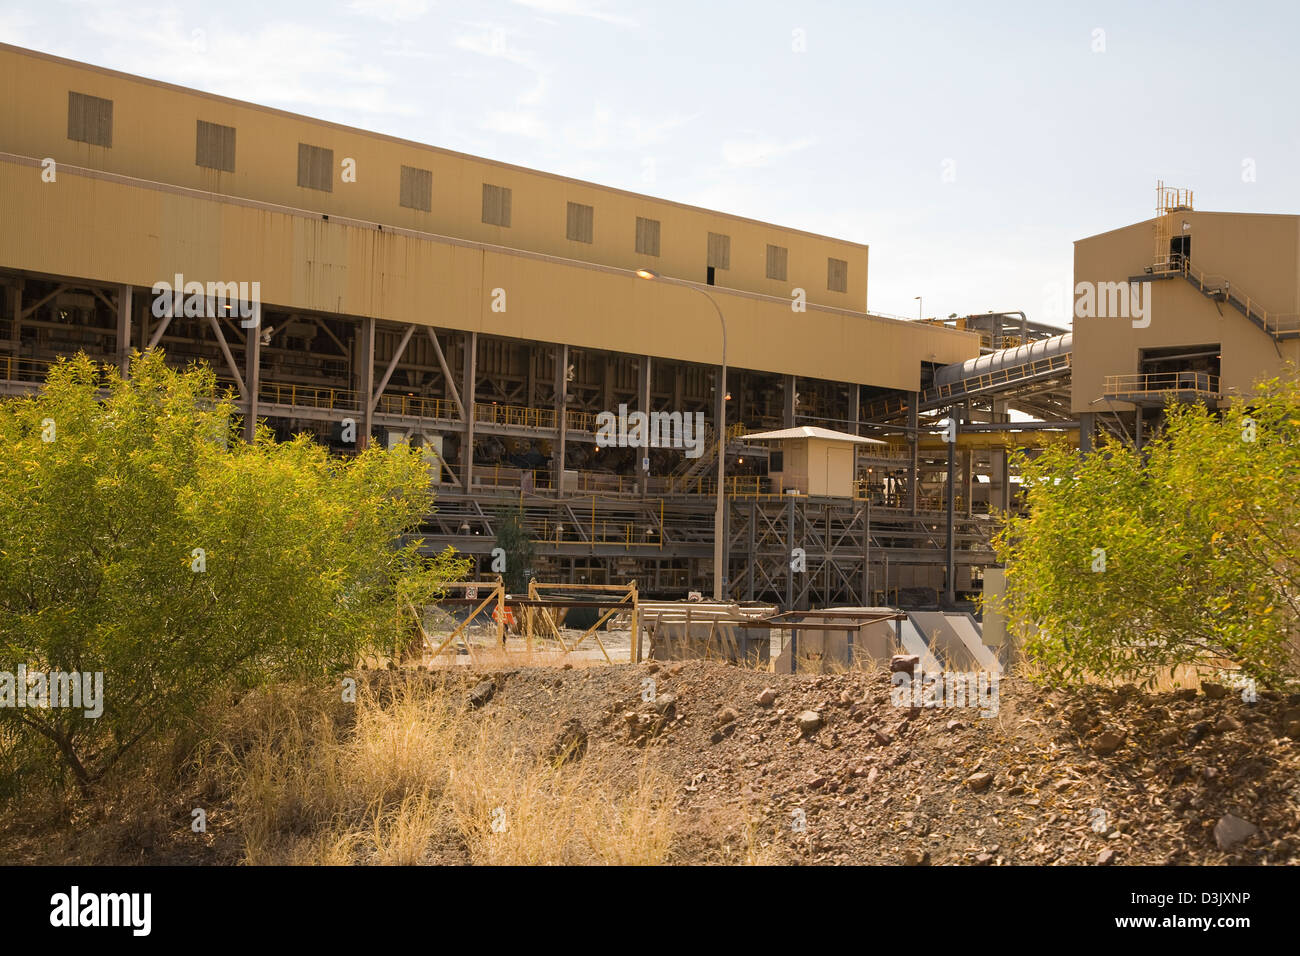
[797,711,824,734]
[1213,814,1258,850]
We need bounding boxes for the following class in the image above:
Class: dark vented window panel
[707,232,731,270]
[635,217,661,257]
[195,120,236,172]
[566,202,594,243]
[67,92,113,147]
[482,183,512,226]
[827,257,849,293]
[297,143,334,192]
[766,244,789,281]
[400,165,433,211]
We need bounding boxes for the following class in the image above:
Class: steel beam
[369,323,415,415]
[116,284,132,375]
[639,354,651,496]
[556,343,568,492]
[244,318,261,442]
[205,312,245,396]
[358,316,375,450]
[426,327,465,419]
[908,394,919,516]
[464,331,478,489]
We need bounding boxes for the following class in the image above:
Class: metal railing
[260,381,361,411]
[475,402,555,429]
[0,355,57,382]
[862,394,912,421]
[1103,372,1220,398]
[922,353,1072,405]
[1180,262,1300,338]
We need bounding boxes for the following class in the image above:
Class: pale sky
[6,0,1297,328]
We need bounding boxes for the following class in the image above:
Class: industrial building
[16,43,1252,610]
[1074,183,1300,450]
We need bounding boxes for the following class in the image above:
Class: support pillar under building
[1079,411,1096,454]
[116,284,132,376]
[463,331,478,489]
[555,343,568,492]
[244,316,261,443]
[357,316,375,451]
[907,393,919,516]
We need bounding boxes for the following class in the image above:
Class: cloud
[509,0,637,27]
[721,136,817,168]
[481,110,548,139]
[346,0,432,23]
[453,26,535,67]
[69,8,419,118]
[0,8,35,46]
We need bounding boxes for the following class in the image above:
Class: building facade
[0,43,1010,606]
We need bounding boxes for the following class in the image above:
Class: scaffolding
[1153,180,1194,273]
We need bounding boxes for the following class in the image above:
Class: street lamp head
[635,268,659,280]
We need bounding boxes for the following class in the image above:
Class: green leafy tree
[493,507,535,594]
[0,351,468,794]
[993,374,1300,689]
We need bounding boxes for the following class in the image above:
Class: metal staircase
[1176,260,1300,341]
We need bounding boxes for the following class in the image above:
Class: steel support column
[116,284,132,376]
[785,495,795,610]
[907,394,919,516]
[556,343,568,492]
[11,280,22,359]
[945,407,957,606]
[639,354,651,496]
[1079,411,1096,455]
[244,319,261,442]
[464,331,478,489]
[358,316,375,450]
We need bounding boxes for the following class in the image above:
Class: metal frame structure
[0,258,1075,610]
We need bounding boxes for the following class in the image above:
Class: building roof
[742,426,887,444]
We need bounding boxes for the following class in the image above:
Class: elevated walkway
[1137,260,1300,342]
[864,332,1073,423]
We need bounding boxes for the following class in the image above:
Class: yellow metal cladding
[1072,212,1300,413]
[0,43,868,310]
[0,154,976,390]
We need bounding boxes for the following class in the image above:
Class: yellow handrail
[1102,372,1220,397]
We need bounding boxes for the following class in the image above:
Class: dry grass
[1009,650,1243,693]
[201,674,675,865]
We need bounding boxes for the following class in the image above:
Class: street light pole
[635,268,728,600]
[914,295,923,321]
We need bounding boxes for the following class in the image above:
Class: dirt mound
[8,660,1296,865]
[463,660,1300,865]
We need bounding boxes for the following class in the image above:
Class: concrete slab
[945,613,1002,675]
[909,611,980,670]
[897,619,944,673]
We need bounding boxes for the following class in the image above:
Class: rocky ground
[471,659,1300,865]
[8,659,1298,865]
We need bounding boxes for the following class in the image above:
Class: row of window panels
[65,92,849,292]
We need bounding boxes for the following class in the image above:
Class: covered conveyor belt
[927,332,1072,405]
[863,332,1073,423]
